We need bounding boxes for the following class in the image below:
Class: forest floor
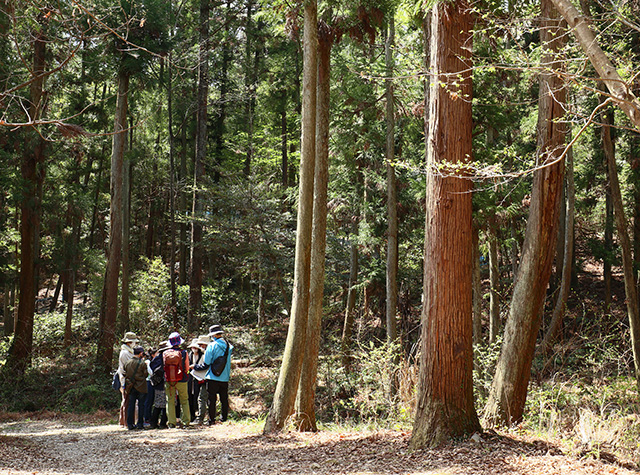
[0,414,638,475]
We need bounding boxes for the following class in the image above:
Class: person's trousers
[166,381,190,425]
[127,389,147,429]
[207,380,229,423]
[197,382,208,421]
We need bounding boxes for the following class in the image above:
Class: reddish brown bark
[410,0,480,448]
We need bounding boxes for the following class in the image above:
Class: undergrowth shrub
[318,340,415,428]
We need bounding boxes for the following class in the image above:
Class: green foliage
[318,339,413,427]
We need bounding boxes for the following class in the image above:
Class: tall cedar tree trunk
[385,15,399,347]
[243,0,256,177]
[539,144,575,354]
[179,124,188,286]
[488,225,500,343]
[550,0,640,128]
[294,23,332,431]
[601,98,640,387]
[188,0,209,332]
[263,0,317,434]
[6,25,47,374]
[484,0,566,426]
[281,103,289,188]
[167,54,178,312]
[121,152,131,333]
[410,0,481,448]
[96,68,129,374]
[213,0,232,183]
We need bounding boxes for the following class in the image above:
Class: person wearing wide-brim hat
[189,334,212,425]
[187,337,205,423]
[118,331,139,427]
[200,324,233,425]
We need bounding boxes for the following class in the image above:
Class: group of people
[116,324,234,430]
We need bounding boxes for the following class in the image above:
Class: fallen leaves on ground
[0,418,637,475]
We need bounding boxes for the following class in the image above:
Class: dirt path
[0,418,637,474]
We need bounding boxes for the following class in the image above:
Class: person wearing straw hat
[191,334,211,425]
[202,325,233,425]
[118,331,139,427]
[187,337,204,422]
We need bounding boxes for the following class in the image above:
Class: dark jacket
[124,356,148,394]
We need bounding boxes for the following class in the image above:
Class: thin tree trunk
[484,0,566,426]
[550,0,640,128]
[281,105,289,188]
[168,54,177,312]
[6,25,47,374]
[264,0,317,434]
[472,226,482,346]
[410,0,480,448]
[385,15,398,348]
[488,226,500,344]
[179,124,188,286]
[121,151,131,333]
[49,277,62,313]
[295,23,332,431]
[601,97,640,389]
[539,144,575,354]
[188,0,210,332]
[604,183,613,311]
[97,67,129,374]
[341,218,359,370]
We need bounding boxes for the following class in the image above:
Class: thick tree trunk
[264,0,317,434]
[410,0,480,449]
[385,15,398,348]
[7,27,47,374]
[295,24,332,432]
[484,0,566,426]
[97,68,129,374]
[188,0,210,332]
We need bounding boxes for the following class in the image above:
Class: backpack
[163,349,186,383]
[150,365,164,386]
[211,340,230,377]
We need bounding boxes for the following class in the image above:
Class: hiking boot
[167,423,176,429]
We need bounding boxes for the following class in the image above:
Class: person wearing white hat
[118,331,139,427]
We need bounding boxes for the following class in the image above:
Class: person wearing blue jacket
[202,324,233,425]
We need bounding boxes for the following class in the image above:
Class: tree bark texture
[540,144,575,354]
[601,98,640,388]
[96,68,129,374]
[7,26,47,374]
[488,227,500,344]
[188,0,210,333]
[410,0,481,449]
[472,226,482,346]
[385,15,399,347]
[550,0,640,129]
[295,24,332,432]
[484,0,566,426]
[263,0,317,434]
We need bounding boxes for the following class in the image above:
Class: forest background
[2,0,640,466]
